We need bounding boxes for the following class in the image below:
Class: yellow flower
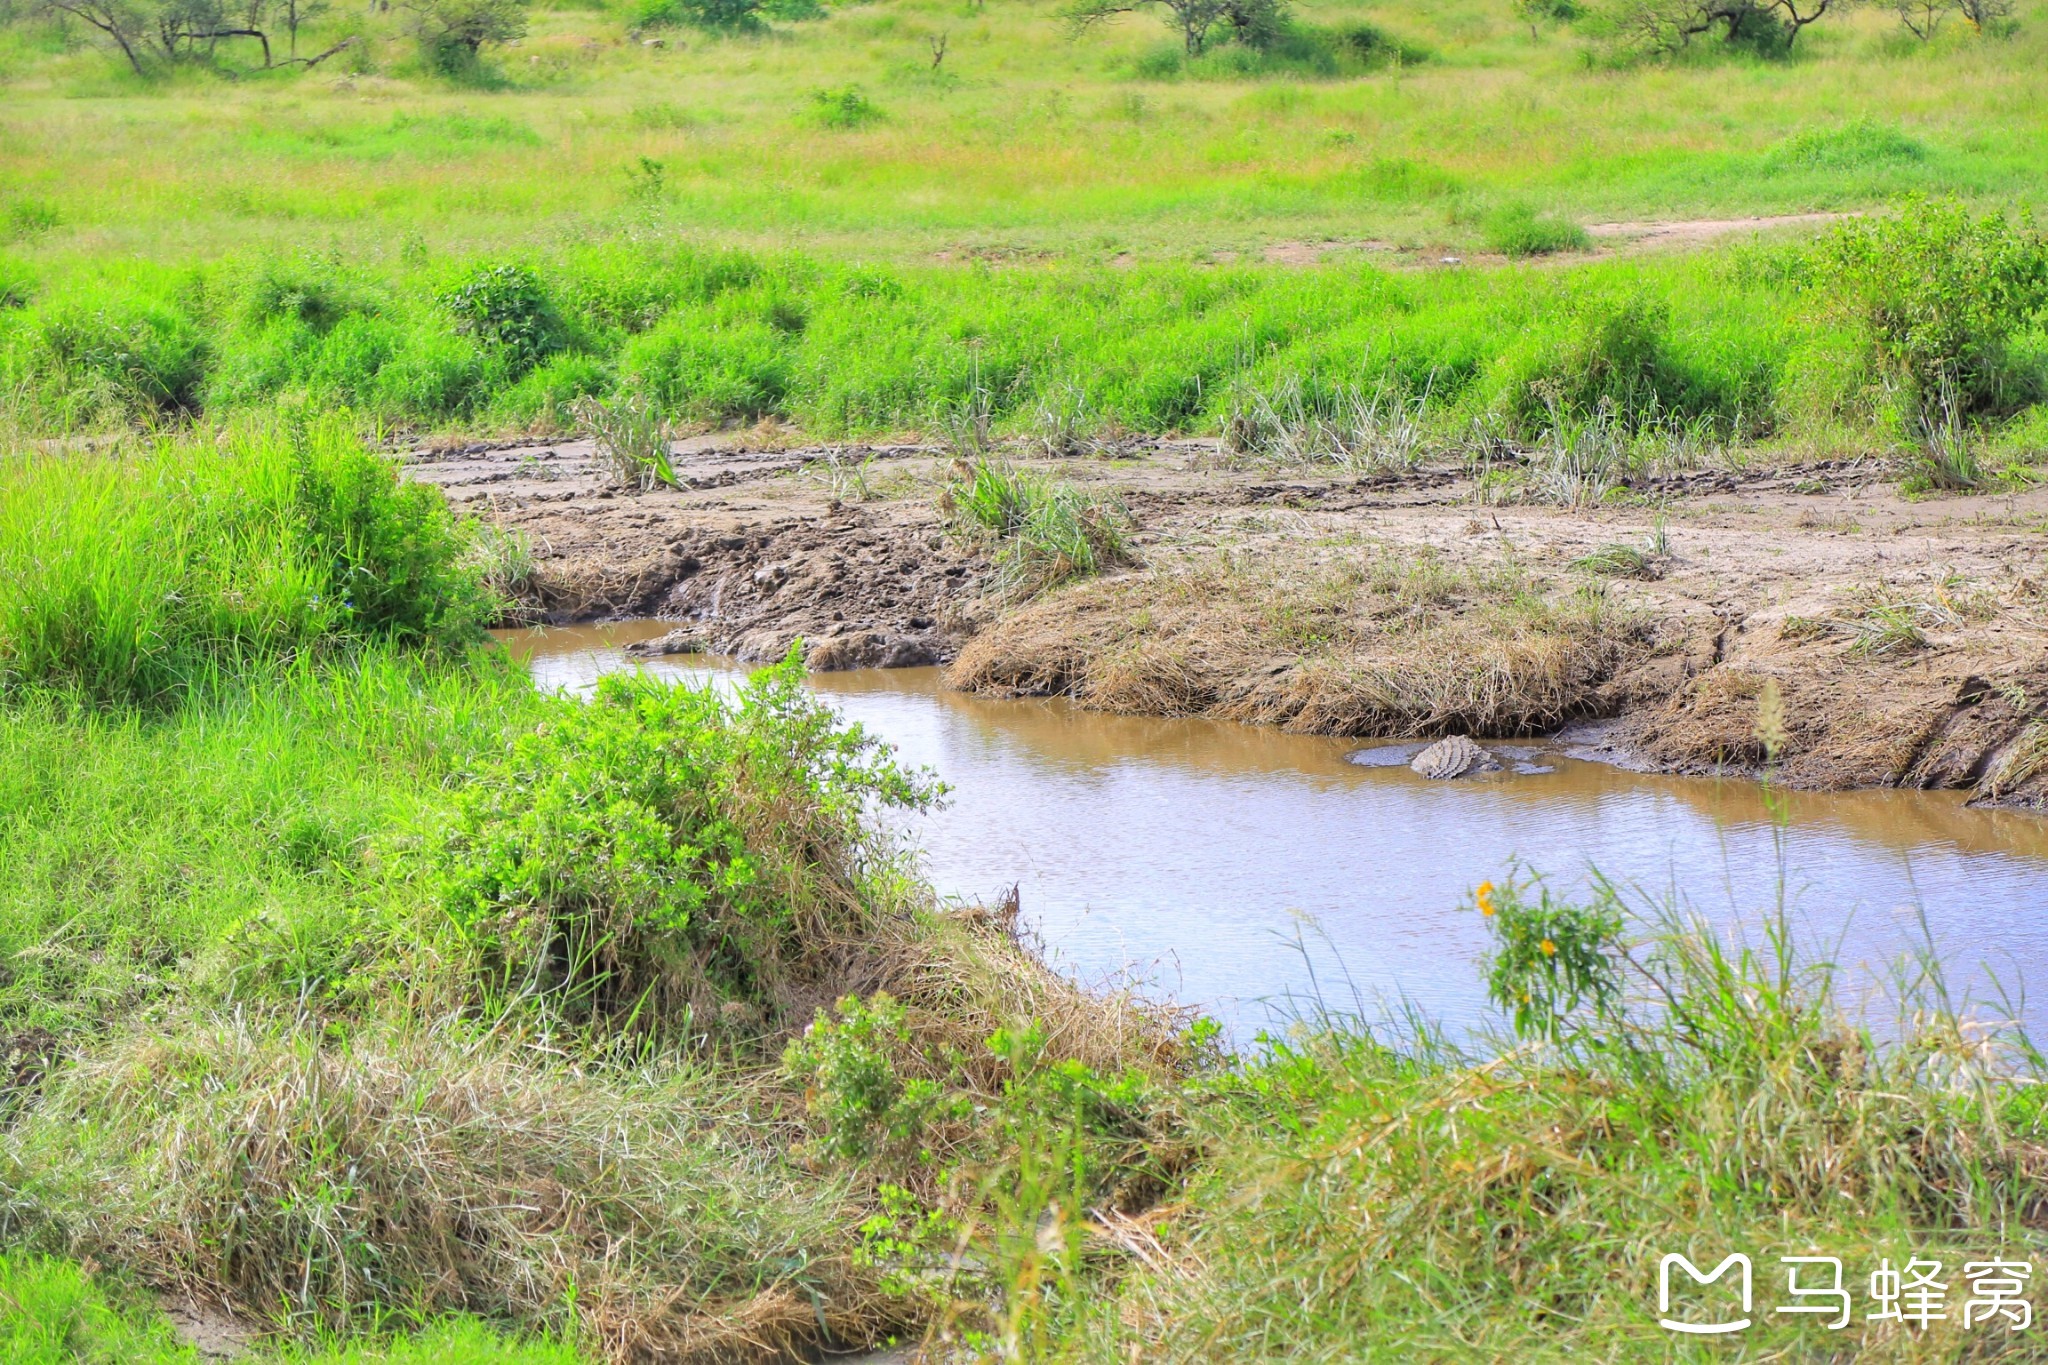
[1476,881,1496,917]
[1540,939,1557,957]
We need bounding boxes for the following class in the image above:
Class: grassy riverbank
[3,426,2046,1361]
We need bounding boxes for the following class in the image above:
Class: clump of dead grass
[1780,584,1975,658]
[6,1013,896,1359]
[949,547,1641,738]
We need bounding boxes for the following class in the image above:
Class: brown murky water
[502,622,2048,1037]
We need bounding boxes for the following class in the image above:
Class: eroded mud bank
[410,434,2048,811]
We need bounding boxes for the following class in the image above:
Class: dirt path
[411,436,2048,811]
[1583,212,1851,250]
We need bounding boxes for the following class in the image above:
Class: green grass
[0,648,534,1036]
[0,1254,597,1363]
[0,0,2041,265]
[942,458,1135,598]
[0,242,1860,437]
[5,431,2048,1361]
[0,418,499,702]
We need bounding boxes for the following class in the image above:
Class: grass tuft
[942,459,1136,600]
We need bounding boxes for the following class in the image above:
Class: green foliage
[0,243,2021,456]
[1815,197,2048,416]
[1475,876,1624,1041]
[0,647,532,1034]
[568,390,678,489]
[0,1256,593,1364]
[1767,118,1926,172]
[0,1255,198,1364]
[635,0,820,30]
[403,0,529,77]
[783,991,968,1162]
[4,198,59,242]
[1482,202,1590,257]
[943,459,1135,599]
[14,289,209,420]
[420,657,938,1031]
[0,418,499,705]
[809,85,883,128]
[1496,292,1703,434]
[438,261,564,376]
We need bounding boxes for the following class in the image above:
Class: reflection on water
[499,623,2048,1038]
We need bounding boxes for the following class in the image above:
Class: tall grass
[0,244,1841,438]
[943,459,1136,599]
[0,417,498,704]
[0,1254,594,1364]
[0,647,537,1034]
[1034,877,2048,1360]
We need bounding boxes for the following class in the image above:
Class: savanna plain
[4,0,2048,1355]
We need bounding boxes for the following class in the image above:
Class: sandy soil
[409,435,2048,810]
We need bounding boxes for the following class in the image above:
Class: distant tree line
[1559,0,2016,56]
[21,0,533,76]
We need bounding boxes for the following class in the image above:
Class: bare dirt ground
[1582,212,1851,251]
[409,435,2048,810]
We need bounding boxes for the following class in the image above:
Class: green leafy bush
[1475,876,1624,1041]
[783,992,968,1162]
[1815,197,2048,416]
[419,657,938,1032]
[439,262,565,376]
[809,87,883,129]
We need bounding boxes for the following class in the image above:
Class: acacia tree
[1894,0,1944,35]
[39,0,150,72]
[399,0,526,72]
[1951,0,2011,29]
[1604,0,1844,55]
[40,0,349,71]
[1064,0,1286,56]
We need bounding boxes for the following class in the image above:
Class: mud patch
[414,433,2048,808]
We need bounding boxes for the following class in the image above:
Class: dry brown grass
[948,546,1643,738]
[4,901,1177,1362]
[8,1013,903,1361]
[883,895,1189,1094]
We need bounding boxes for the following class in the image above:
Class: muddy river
[504,622,2048,1039]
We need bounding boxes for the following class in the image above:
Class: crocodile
[1410,735,1501,780]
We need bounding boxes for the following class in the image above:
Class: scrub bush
[1815,198,2048,417]
[439,262,566,376]
[417,657,940,1033]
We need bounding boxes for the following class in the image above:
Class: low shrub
[809,86,883,128]
[1814,197,2048,418]
[1483,202,1591,257]
[439,262,567,377]
[415,657,939,1034]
